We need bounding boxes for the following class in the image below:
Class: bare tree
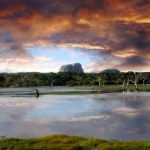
[128,72,140,90]
[126,78,129,88]
[117,72,128,90]
[97,76,101,86]
[117,78,126,89]
[140,72,149,85]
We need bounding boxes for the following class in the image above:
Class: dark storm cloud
[134,0,150,8]
[0,32,15,43]
[0,0,108,18]
[0,0,150,71]
[121,56,149,67]
[0,31,28,57]
[112,23,150,52]
[46,24,101,45]
[0,43,28,57]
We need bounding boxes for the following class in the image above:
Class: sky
[0,0,150,73]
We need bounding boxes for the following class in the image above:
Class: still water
[0,88,149,140]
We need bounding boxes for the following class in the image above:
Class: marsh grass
[0,135,149,150]
[45,84,150,95]
[74,84,150,92]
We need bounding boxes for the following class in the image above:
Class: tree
[47,73,56,86]
[96,73,102,86]
[116,73,127,89]
[98,73,110,85]
[86,74,97,86]
[128,72,140,90]
[0,75,5,87]
[140,72,150,85]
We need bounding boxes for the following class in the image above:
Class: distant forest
[0,71,150,88]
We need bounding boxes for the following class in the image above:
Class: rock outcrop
[100,69,120,74]
[59,63,84,73]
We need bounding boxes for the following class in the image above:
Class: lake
[0,87,149,140]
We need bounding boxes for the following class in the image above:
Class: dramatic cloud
[0,56,67,72]
[0,0,150,72]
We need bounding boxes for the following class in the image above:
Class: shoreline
[0,85,150,96]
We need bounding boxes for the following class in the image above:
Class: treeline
[0,71,150,88]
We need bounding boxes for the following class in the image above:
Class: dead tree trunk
[142,78,148,86]
[126,78,130,89]
[129,73,139,90]
[122,80,126,89]
[143,80,145,85]
[97,77,101,86]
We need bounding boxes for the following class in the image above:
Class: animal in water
[34,89,39,97]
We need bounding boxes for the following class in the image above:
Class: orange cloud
[0,0,150,72]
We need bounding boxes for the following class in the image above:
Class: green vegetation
[46,91,102,95]
[0,71,150,90]
[0,135,149,150]
[75,84,150,92]
[44,84,150,95]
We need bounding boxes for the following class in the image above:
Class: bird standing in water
[34,89,39,97]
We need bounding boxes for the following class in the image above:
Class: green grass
[46,91,102,95]
[137,84,150,91]
[74,84,150,92]
[0,135,149,150]
[41,84,150,95]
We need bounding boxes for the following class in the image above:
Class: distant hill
[100,69,120,74]
[59,63,84,73]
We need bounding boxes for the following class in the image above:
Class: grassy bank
[0,135,149,150]
[46,84,150,95]
[0,84,150,96]
[74,84,150,92]
[99,84,150,92]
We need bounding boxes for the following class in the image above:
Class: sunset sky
[0,0,150,72]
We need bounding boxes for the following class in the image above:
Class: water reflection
[0,92,149,140]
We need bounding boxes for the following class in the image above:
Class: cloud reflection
[0,92,149,140]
